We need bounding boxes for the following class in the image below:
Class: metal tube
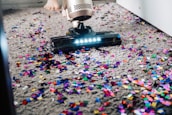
[66,0,93,21]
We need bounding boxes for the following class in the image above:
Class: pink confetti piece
[163,84,170,91]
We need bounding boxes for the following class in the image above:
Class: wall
[116,0,172,36]
[1,0,116,10]
[1,0,46,9]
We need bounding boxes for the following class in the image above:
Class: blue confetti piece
[117,82,122,86]
[70,106,79,111]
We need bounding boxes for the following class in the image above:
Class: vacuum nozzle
[50,31,122,53]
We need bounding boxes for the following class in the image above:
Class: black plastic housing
[50,31,121,53]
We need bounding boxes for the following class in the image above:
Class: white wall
[117,0,172,36]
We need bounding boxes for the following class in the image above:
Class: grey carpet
[3,2,172,115]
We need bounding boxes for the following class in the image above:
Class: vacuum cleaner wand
[50,0,122,53]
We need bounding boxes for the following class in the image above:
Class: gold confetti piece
[151,102,157,108]
[32,88,36,92]
[37,96,43,100]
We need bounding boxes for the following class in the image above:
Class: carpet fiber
[3,2,172,115]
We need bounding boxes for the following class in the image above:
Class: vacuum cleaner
[50,0,122,53]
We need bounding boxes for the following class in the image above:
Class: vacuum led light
[74,37,102,45]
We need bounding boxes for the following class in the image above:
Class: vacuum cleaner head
[50,0,121,54]
[50,23,122,53]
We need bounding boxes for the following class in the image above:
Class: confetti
[4,2,172,115]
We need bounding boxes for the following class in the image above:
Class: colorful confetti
[3,1,172,115]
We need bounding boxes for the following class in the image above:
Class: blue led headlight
[96,37,101,42]
[74,40,79,44]
[84,39,88,43]
[93,38,96,42]
[80,39,84,44]
[88,38,92,42]
[74,37,102,45]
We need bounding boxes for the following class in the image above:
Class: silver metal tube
[66,0,93,21]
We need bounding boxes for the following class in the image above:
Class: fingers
[44,1,61,12]
[44,6,60,11]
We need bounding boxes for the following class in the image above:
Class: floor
[3,1,172,115]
